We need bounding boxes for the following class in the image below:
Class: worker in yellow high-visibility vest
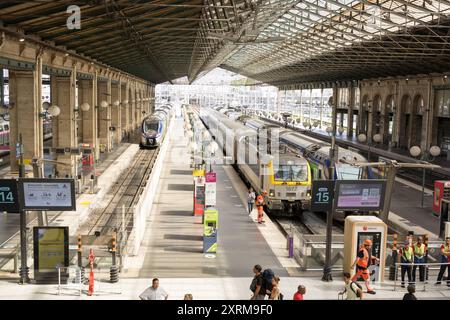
[412,236,427,283]
[399,240,413,288]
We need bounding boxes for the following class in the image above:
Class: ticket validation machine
[344,216,387,283]
[203,208,218,253]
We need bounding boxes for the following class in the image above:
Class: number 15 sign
[310,180,335,212]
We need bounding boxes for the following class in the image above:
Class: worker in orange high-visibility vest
[351,239,379,294]
[256,194,265,224]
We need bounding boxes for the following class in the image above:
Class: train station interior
[0,0,450,303]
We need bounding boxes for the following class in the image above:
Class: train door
[356,232,382,282]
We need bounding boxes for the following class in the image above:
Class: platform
[124,117,290,278]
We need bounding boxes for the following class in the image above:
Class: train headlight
[269,189,275,197]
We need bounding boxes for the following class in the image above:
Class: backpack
[249,277,258,293]
[350,281,362,298]
[262,269,274,294]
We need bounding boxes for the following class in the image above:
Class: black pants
[412,265,425,282]
[401,265,412,285]
[437,264,450,284]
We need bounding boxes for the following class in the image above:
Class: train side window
[4,125,8,131]
[0,126,3,132]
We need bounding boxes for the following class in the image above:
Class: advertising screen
[33,227,69,283]
[335,180,386,211]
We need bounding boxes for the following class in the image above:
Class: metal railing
[393,261,450,292]
[57,266,82,296]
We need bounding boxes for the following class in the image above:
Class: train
[216,107,376,220]
[140,104,172,148]
[236,117,375,181]
[200,107,312,216]
[0,118,52,156]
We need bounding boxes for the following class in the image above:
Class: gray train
[200,107,312,216]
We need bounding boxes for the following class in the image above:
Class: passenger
[267,276,282,300]
[183,294,193,300]
[340,272,363,300]
[402,284,417,300]
[351,239,378,294]
[293,285,306,300]
[247,187,256,215]
[435,237,450,286]
[262,190,269,214]
[256,194,265,224]
[399,240,413,288]
[250,265,265,300]
[412,236,427,284]
[139,278,169,300]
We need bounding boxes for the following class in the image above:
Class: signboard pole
[18,134,30,284]
[322,206,334,282]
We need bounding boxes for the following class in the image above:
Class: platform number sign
[0,179,20,213]
[311,180,334,212]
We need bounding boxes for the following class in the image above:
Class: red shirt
[293,292,304,300]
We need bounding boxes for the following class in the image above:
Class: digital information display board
[335,180,386,211]
[19,178,76,211]
[33,226,69,284]
[0,179,20,213]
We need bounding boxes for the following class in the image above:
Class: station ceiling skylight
[0,0,449,86]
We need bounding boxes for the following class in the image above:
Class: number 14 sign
[0,179,20,213]
[310,180,335,212]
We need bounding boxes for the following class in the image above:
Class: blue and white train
[140,104,172,148]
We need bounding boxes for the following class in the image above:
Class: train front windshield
[144,120,159,132]
[336,164,368,179]
[274,165,308,182]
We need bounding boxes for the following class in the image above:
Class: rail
[393,261,450,292]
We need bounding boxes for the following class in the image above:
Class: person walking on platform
[262,190,269,214]
[139,278,169,300]
[436,237,450,286]
[256,194,265,224]
[412,236,427,284]
[247,187,256,215]
[351,239,378,294]
[250,265,265,300]
[399,240,414,288]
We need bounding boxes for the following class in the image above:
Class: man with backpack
[250,265,265,300]
[340,272,363,300]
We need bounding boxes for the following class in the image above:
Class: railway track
[274,211,343,237]
[79,147,159,241]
